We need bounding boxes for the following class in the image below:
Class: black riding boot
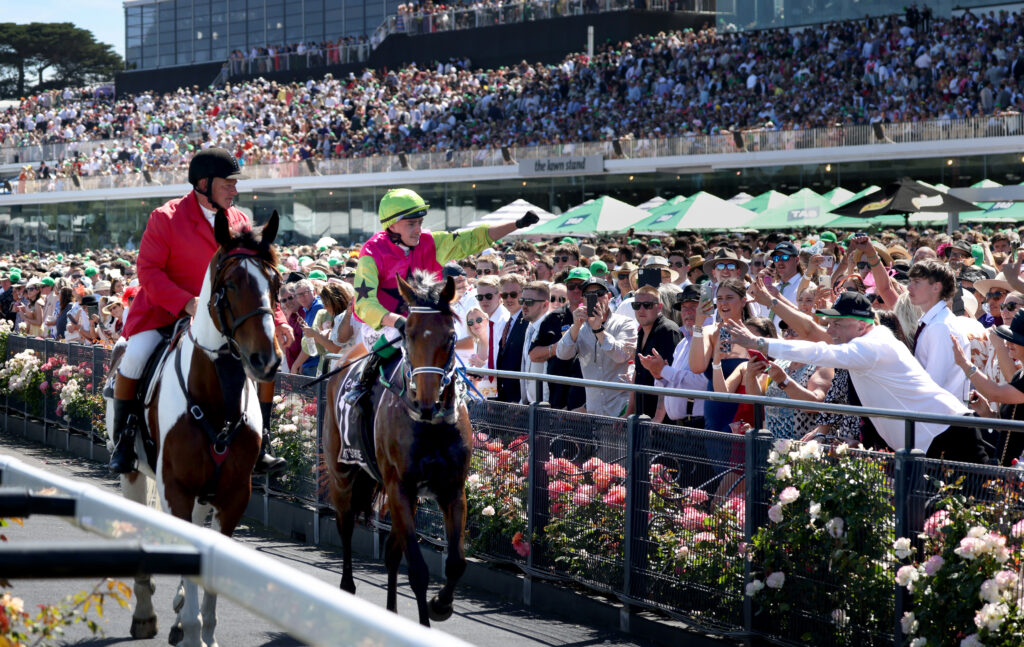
[108,398,139,474]
[254,400,287,475]
[344,353,383,405]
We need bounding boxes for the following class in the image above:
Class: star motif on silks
[354,281,372,300]
[450,230,461,244]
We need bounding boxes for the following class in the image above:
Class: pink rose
[512,531,530,557]
[572,484,597,507]
[603,485,626,507]
[923,510,950,538]
[548,480,573,496]
[678,506,710,531]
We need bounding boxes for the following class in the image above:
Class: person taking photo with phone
[555,276,638,417]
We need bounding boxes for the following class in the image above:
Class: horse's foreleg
[384,531,401,613]
[200,592,218,647]
[330,476,359,595]
[121,473,159,638]
[428,490,467,623]
[385,482,431,626]
[163,491,205,647]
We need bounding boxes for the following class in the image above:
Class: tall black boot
[344,353,383,405]
[108,398,139,474]
[254,400,287,475]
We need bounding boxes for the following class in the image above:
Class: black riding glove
[514,210,540,229]
[393,316,407,335]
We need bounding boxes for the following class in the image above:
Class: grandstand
[1,3,1024,251]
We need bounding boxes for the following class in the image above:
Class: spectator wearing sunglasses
[557,277,638,417]
[908,260,971,399]
[629,285,681,420]
[549,282,568,306]
[551,243,580,275]
[532,267,589,411]
[520,281,551,404]
[667,251,690,286]
[474,275,509,395]
[766,241,803,325]
[476,257,500,277]
[610,262,637,310]
[496,273,529,403]
[616,257,679,320]
[973,272,1013,328]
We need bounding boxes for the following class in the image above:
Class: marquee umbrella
[828,177,979,228]
[742,188,838,230]
[628,191,757,232]
[522,196,650,235]
[822,187,854,206]
[740,190,789,213]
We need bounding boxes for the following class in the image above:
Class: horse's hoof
[130,615,158,639]
[168,622,184,645]
[427,596,453,622]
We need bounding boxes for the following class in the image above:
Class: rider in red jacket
[109,148,288,475]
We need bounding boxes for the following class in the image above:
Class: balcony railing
[5,112,1023,196]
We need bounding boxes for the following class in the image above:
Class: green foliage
[0,23,122,98]
[269,394,318,495]
[465,435,529,559]
[749,440,895,645]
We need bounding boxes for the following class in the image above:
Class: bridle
[399,306,458,422]
[193,247,278,359]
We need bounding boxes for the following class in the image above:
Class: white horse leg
[200,509,221,647]
[121,473,159,638]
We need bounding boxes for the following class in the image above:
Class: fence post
[743,427,772,642]
[893,447,922,647]
[313,378,327,546]
[525,401,549,606]
[622,414,651,632]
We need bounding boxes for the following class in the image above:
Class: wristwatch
[756,338,768,353]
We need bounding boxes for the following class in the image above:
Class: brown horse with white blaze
[105,211,281,647]
[323,271,473,626]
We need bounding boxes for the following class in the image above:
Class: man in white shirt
[767,241,803,324]
[474,275,508,397]
[908,260,970,399]
[723,292,990,463]
[639,285,707,426]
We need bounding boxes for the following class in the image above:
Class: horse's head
[396,271,458,420]
[207,210,282,381]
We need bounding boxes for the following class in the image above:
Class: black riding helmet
[188,148,248,211]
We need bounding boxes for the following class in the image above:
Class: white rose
[772,438,792,455]
[960,634,984,647]
[894,537,913,560]
[481,505,495,517]
[808,502,821,521]
[765,572,785,589]
[910,638,927,647]
[745,579,764,596]
[896,565,920,588]
[974,602,1009,632]
[825,517,845,539]
[775,465,791,481]
[901,611,919,635]
[768,504,783,523]
[832,609,848,627]
[835,443,849,456]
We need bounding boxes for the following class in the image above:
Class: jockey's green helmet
[379,188,429,227]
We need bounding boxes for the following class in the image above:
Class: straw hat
[102,300,125,316]
[702,248,749,275]
[687,255,706,272]
[850,242,893,267]
[974,272,1014,298]
[629,256,679,289]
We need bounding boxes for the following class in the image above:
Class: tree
[0,23,123,98]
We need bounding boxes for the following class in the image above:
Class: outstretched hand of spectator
[638,348,667,379]
[1003,256,1024,293]
[722,320,758,349]
[748,276,774,306]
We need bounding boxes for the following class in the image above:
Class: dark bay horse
[105,211,281,647]
[323,271,474,626]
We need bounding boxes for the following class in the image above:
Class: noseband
[203,248,277,358]
[399,306,458,421]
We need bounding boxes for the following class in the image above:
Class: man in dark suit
[496,273,529,403]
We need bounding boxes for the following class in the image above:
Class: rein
[397,306,460,423]
[206,250,277,358]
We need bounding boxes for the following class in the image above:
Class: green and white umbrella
[523,195,651,235]
[740,190,789,213]
[743,188,838,230]
[727,191,755,205]
[822,187,855,206]
[629,191,757,232]
[465,199,558,230]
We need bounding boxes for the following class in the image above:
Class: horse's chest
[407,427,470,497]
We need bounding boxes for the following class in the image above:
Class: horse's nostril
[249,353,265,369]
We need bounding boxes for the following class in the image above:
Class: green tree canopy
[0,23,122,98]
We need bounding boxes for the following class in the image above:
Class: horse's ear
[214,210,232,248]
[260,211,280,248]
[440,276,456,305]
[396,274,415,304]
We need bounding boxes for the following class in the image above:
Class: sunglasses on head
[615,272,630,280]
[751,260,764,266]
[771,254,793,262]
[631,301,659,310]
[500,291,519,299]
[518,297,541,306]
[555,256,574,263]
[715,262,738,271]
[468,316,485,325]
[476,293,496,301]
[550,296,567,303]
[1002,301,1022,312]
[987,291,1008,301]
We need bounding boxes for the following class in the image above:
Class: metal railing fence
[6,112,1024,195]
[3,334,1024,645]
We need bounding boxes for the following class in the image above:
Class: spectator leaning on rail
[722,292,992,464]
[556,276,638,417]
[344,188,537,404]
[108,148,289,476]
[907,259,971,400]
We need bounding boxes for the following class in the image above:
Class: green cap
[559,237,578,244]
[56,254,63,261]
[318,245,328,252]
[565,267,592,283]
[298,256,313,264]
[819,231,837,242]
[7,272,19,282]
[649,238,661,246]
[589,260,609,276]
[39,277,55,287]
[628,238,642,245]
[379,188,429,226]
[277,264,288,274]
[308,269,328,280]
[328,258,341,266]
[84,266,98,277]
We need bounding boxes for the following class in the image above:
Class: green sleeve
[353,255,389,330]
[432,224,495,265]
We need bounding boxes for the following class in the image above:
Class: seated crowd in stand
[6,6,1024,185]
[6,223,1024,467]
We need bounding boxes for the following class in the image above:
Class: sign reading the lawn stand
[787,207,820,221]
[520,155,604,177]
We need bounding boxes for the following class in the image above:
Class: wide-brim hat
[687,255,706,271]
[942,240,973,258]
[995,309,1024,346]
[102,300,124,316]
[613,262,637,279]
[702,248,748,276]
[850,242,894,268]
[974,272,1014,297]
[629,256,679,288]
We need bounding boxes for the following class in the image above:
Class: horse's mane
[220,222,280,268]
[406,270,454,315]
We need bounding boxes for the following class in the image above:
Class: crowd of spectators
[10,220,1024,472]
[6,7,1024,183]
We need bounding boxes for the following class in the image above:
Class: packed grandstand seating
[2,8,1024,180]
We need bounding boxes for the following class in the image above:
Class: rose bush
[268,393,318,495]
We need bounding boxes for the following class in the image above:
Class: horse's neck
[192,267,228,355]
